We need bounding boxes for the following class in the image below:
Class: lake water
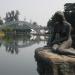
[0,34,47,75]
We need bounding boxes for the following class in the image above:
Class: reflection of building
[3,34,47,54]
[0,34,47,54]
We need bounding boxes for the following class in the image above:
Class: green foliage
[0,20,3,25]
[5,10,19,22]
[64,3,75,11]
[4,35,13,43]
[3,27,13,32]
[64,3,75,34]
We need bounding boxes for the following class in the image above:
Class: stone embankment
[35,47,75,75]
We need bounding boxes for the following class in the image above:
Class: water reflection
[0,34,47,54]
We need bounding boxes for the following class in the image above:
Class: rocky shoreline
[35,47,75,75]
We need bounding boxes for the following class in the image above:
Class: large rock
[35,47,75,75]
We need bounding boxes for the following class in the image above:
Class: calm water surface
[0,34,47,75]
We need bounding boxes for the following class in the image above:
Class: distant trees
[47,19,53,33]
[0,17,3,25]
[5,10,19,22]
[33,22,37,25]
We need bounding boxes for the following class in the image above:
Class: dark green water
[0,34,47,75]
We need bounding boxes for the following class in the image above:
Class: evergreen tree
[0,17,3,25]
[64,3,75,34]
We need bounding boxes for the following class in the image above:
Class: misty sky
[0,0,75,26]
